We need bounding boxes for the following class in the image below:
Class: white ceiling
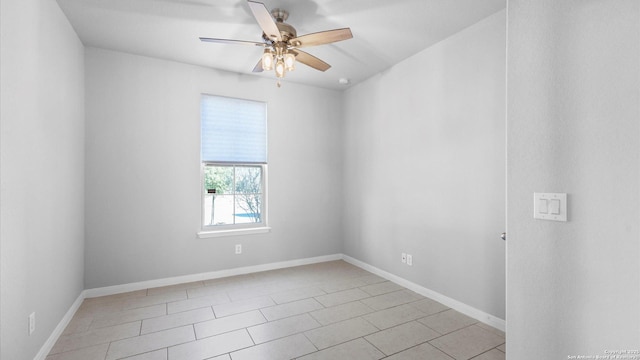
[56,0,505,90]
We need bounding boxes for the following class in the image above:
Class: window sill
[197,227,271,239]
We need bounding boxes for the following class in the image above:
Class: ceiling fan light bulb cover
[284,53,296,71]
[262,51,274,71]
[275,60,286,78]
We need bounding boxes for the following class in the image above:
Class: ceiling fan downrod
[271,8,288,22]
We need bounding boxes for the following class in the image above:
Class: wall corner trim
[341,254,506,332]
[34,290,87,360]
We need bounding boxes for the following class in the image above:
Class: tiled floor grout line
[469,346,504,360]
[360,334,386,357]
[245,325,258,346]
[103,341,111,360]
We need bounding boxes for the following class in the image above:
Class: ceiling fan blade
[199,37,266,47]
[289,28,353,48]
[247,0,282,42]
[290,49,331,72]
[252,58,264,73]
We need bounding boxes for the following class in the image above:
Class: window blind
[201,94,267,163]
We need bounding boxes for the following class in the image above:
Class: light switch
[539,199,549,214]
[534,193,567,222]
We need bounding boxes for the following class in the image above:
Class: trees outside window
[203,165,263,226]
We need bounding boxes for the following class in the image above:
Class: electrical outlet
[28,312,35,335]
[401,253,407,263]
[407,254,413,266]
[235,244,242,254]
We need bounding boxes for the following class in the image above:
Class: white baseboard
[37,254,341,359]
[34,290,86,360]
[84,254,342,298]
[39,252,504,359]
[341,254,506,332]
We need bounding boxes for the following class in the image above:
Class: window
[203,165,263,226]
[199,94,268,237]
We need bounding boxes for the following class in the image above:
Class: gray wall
[84,48,344,288]
[342,11,506,319]
[507,0,640,357]
[0,0,85,358]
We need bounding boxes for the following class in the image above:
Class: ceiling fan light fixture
[284,53,296,71]
[200,1,354,83]
[261,50,274,71]
[275,59,286,78]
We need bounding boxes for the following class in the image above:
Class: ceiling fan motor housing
[269,8,296,42]
[262,21,296,42]
[276,22,296,41]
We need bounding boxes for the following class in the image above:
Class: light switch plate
[534,193,567,221]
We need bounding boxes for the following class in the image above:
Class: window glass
[203,165,263,227]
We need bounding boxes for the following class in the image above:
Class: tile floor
[47,261,505,360]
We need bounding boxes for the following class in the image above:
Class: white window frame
[198,163,269,238]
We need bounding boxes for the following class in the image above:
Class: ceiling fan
[199,0,353,83]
